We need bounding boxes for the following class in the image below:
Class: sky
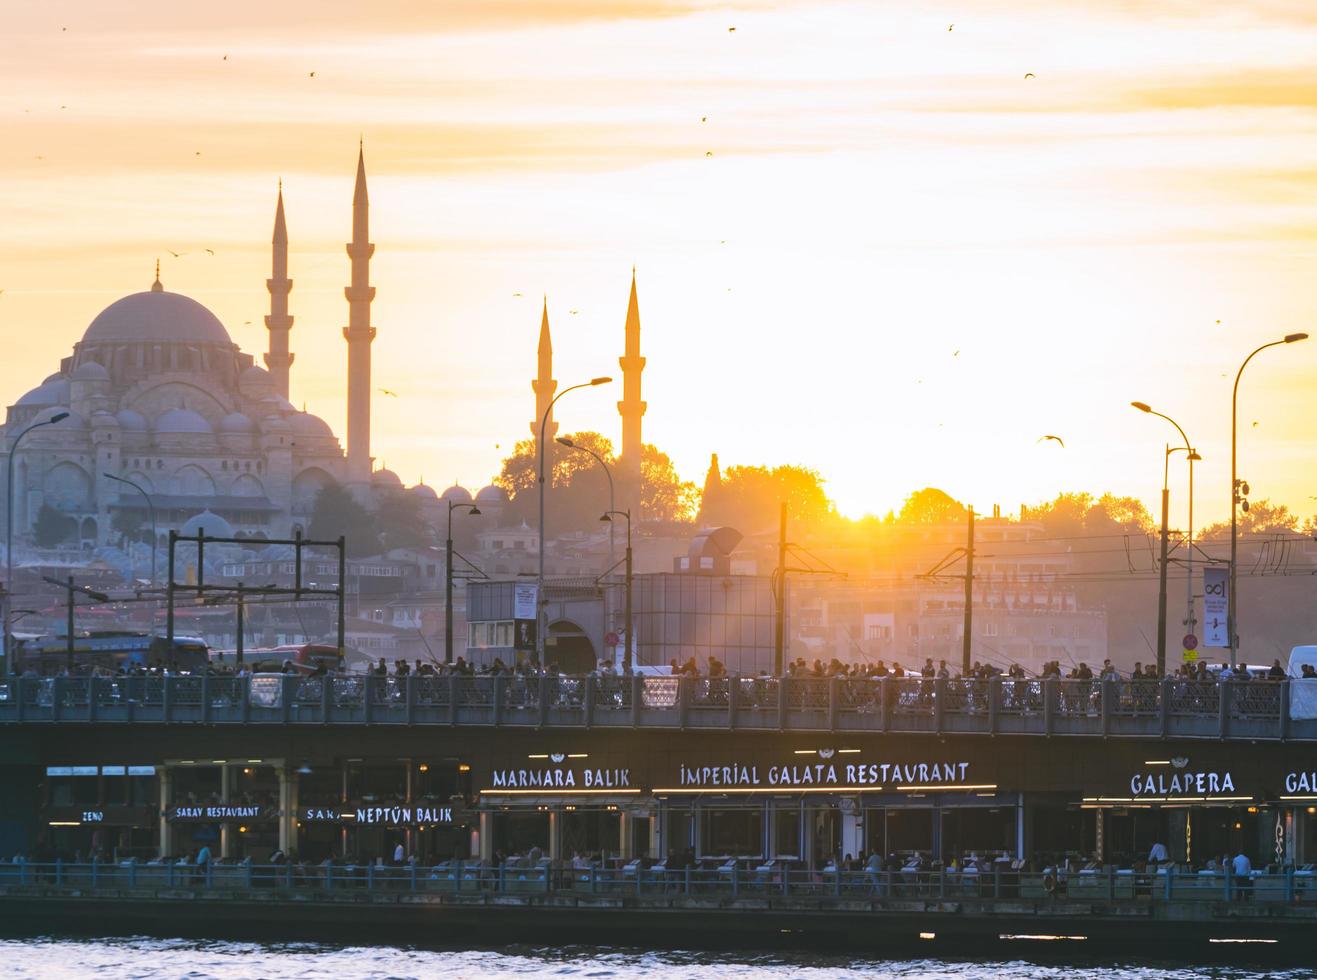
[3,0,1317,530]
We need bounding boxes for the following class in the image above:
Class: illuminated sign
[676,760,971,789]
[300,805,454,826]
[1129,771,1236,796]
[490,767,631,790]
[167,805,275,822]
[1284,771,1317,794]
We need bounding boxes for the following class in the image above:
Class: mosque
[0,148,648,553]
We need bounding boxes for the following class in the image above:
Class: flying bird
[242,321,252,326]
[569,309,580,315]
[308,71,317,78]
[1252,421,1259,427]
[705,150,714,157]
[204,248,214,256]
[167,250,186,258]
[728,26,736,32]
[223,54,228,61]
[195,151,201,156]
[1024,72,1035,79]
[512,292,522,297]
[1037,434,1065,448]
[952,349,960,357]
[1216,319,1222,325]
[948,23,954,31]
[379,388,399,398]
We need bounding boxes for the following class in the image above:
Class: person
[1148,840,1169,865]
[1269,659,1286,680]
[1231,849,1252,896]
[393,841,405,865]
[195,843,212,882]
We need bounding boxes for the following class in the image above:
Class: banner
[513,584,538,652]
[1203,566,1229,648]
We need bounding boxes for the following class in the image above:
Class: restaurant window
[773,805,801,858]
[700,807,762,858]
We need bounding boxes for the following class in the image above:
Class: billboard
[1203,566,1229,648]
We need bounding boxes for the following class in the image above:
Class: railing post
[537,675,549,728]
[1106,864,1115,902]
[19,861,27,887]
[15,678,26,723]
[631,673,643,728]
[988,676,1000,735]
[685,866,692,896]
[410,862,417,891]
[934,677,945,734]
[730,861,738,898]
[405,675,416,726]
[90,857,97,889]
[583,673,595,729]
[993,862,1001,899]
[201,673,211,724]
[367,862,375,891]
[834,865,842,898]
[782,866,789,897]
[828,676,840,731]
[319,674,330,723]
[492,675,504,727]
[1159,676,1171,738]
[939,867,947,898]
[1280,679,1291,741]
[1223,864,1230,902]
[245,861,253,889]
[1286,866,1295,903]
[448,674,458,726]
[1043,677,1056,736]
[1165,863,1174,901]
[1219,679,1231,740]
[88,678,99,723]
[728,674,738,731]
[51,677,64,723]
[55,858,62,887]
[169,861,175,887]
[777,677,789,732]
[590,864,597,894]
[363,675,374,725]
[281,674,293,724]
[326,863,333,890]
[286,861,293,889]
[678,676,689,731]
[205,861,212,889]
[1101,679,1112,737]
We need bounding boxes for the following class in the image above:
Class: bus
[210,642,346,675]
[11,631,210,676]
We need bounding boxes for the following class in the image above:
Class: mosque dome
[17,377,70,407]
[219,412,256,433]
[42,372,66,385]
[83,290,232,346]
[411,483,439,501]
[179,510,234,540]
[240,365,273,388]
[440,484,472,504]
[371,468,403,489]
[30,407,84,430]
[290,412,333,438]
[476,484,509,503]
[71,361,109,382]
[155,408,213,435]
[115,409,148,431]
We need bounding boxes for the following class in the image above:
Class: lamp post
[1229,334,1307,667]
[537,377,611,668]
[4,411,69,669]
[557,437,616,570]
[601,509,633,672]
[1131,402,1197,677]
[104,472,157,585]
[445,497,481,664]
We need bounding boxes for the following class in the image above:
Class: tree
[642,444,697,525]
[33,503,75,547]
[896,488,966,525]
[376,491,431,552]
[706,464,833,533]
[1199,499,1298,540]
[111,508,145,547]
[307,482,376,557]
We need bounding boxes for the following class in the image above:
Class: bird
[194,151,201,156]
[728,26,736,32]
[1216,319,1222,325]
[948,23,954,31]
[701,116,707,122]
[705,150,714,157]
[1252,421,1259,427]
[379,388,399,398]
[308,71,317,78]
[952,350,960,357]
[1037,434,1065,447]
[569,309,580,315]
[1024,72,1035,79]
[512,292,522,297]
[242,321,252,326]
[222,54,228,61]
[167,250,186,258]
[204,248,215,256]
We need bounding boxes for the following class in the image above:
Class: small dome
[155,408,213,435]
[83,290,232,346]
[115,409,148,431]
[411,483,439,500]
[90,410,119,428]
[178,509,235,540]
[260,414,290,432]
[31,407,84,430]
[71,361,110,382]
[42,372,66,385]
[290,412,333,438]
[371,468,403,488]
[476,484,509,503]
[219,412,256,433]
[440,484,472,504]
[17,378,70,407]
[241,365,273,386]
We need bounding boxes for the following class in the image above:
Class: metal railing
[1,860,1315,909]
[0,674,1306,739]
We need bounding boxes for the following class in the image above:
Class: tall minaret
[531,297,558,442]
[343,145,376,481]
[617,268,647,515]
[264,182,294,399]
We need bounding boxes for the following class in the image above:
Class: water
[2,939,1313,980]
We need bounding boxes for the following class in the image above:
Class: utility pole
[961,507,974,677]
[236,582,245,666]
[1156,445,1171,677]
[66,574,74,672]
[774,502,787,676]
[624,517,634,673]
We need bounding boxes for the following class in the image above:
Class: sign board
[512,584,538,620]
[1183,648,1198,662]
[1203,566,1229,647]
[167,804,278,823]
[1183,634,1198,651]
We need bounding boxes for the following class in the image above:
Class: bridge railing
[0,860,1314,907]
[0,674,1305,739]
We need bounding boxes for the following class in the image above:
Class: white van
[1287,646,1317,678]
[1287,646,1317,722]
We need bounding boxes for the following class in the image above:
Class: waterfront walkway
[1,673,1312,740]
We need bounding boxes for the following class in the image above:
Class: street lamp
[4,411,69,670]
[1131,402,1197,677]
[557,437,616,570]
[537,377,611,667]
[601,509,633,673]
[104,472,157,586]
[1230,333,1307,666]
[445,497,481,664]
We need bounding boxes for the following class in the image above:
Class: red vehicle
[212,643,344,674]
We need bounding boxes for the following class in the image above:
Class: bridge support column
[548,810,561,863]
[841,805,863,861]
[157,766,171,859]
[478,811,494,864]
[278,765,294,854]
[219,765,232,859]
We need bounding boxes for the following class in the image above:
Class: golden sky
[3,0,1317,528]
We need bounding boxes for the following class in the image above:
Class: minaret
[531,297,558,442]
[264,182,294,399]
[617,268,647,515]
[343,145,376,481]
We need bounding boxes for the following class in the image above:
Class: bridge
[1,673,1312,740]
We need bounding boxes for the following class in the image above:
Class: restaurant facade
[9,725,1317,872]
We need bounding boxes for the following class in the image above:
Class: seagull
[223,54,228,61]
[1024,73,1035,79]
[379,388,399,398]
[1037,434,1065,448]
[1216,319,1222,325]
[1252,421,1259,427]
[308,71,317,78]
[952,350,960,357]
[948,23,954,31]
[167,250,186,258]
[728,26,736,32]
[242,321,252,326]
[705,150,714,157]
[512,292,522,297]
[569,309,580,315]
[204,248,215,256]
[701,116,707,122]
[195,151,201,156]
